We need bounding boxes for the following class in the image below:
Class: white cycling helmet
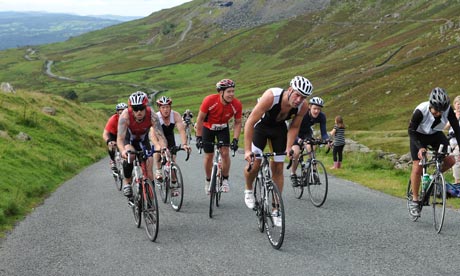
[309,97,324,107]
[128,91,149,106]
[429,87,450,111]
[290,76,313,97]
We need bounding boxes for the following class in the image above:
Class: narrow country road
[1,148,460,275]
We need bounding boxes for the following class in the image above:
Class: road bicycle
[288,138,329,207]
[406,144,449,233]
[127,146,159,241]
[248,152,285,249]
[111,148,123,191]
[199,141,235,218]
[156,146,190,212]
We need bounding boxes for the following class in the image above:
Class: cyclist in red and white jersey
[102,103,127,170]
[195,79,243,195]
[117,91,167,198]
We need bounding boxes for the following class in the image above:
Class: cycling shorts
[202,126,230,154]
[252,122,287,162]
[410,131,449,161]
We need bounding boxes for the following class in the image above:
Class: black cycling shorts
[410,131,449,161]
[202,126,230,153]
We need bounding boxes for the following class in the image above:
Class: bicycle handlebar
[198,141,236,157]
[247,152,286,172]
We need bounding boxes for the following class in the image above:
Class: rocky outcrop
[1,82,15,93]
[209,0,330,30]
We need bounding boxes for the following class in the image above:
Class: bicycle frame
[407,144,449,233]
[249,152,285,249]
[199,141,234,218]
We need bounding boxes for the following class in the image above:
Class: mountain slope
[0,0,459,153]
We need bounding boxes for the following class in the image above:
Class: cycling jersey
[104,113,119,135]
[408,101,460,159]
[157,111,176,148]
[200,94,242,130]
[253,88,303,162]
[298,110,329,140]
[255,88,302,128]
[128,107,153,141]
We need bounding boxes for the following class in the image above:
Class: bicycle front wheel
[265,181,285,249]
[209,164,218,218]
[132,182,142,228]
[253,177,264,233]
[307,160,328,207]
[170,164,184,212]
[144,181,159,242]
[156,169,168,204]
[431,173,446,233]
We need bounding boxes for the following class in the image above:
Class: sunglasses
[132,105,146,112]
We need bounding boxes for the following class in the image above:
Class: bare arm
[195,110,207,137]
[244,89,274,160]
[117,109,129,156]
[286,101,308,153]
[174,111,188,145]
[233,117,242,139]
[151,112,167,148]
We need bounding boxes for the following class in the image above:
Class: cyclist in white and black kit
[408,87,460,217]
[243,76,312,225]
[289,96,330,187]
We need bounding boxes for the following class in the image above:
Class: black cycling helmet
[429,87,450,111]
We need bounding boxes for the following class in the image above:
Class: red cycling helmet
[216,79,235,92]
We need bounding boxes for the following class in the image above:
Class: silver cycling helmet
[429,87,450,111]
[290,76,313,97]
[309,97,324,107]
[115,102,128,111]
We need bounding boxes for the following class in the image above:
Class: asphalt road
[1,149,460,276]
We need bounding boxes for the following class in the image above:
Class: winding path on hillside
[2,148,460,275]
[39,17,456,87]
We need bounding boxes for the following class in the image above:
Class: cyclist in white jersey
[408,87,460,217]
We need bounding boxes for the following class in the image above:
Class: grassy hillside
[0,0,458,155]
[0,90,107,236]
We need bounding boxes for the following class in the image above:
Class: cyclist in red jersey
[195,79,243,195]
[117,91,167,198]
[102,103,127,170]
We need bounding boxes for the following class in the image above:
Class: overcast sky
[0,0,193,17]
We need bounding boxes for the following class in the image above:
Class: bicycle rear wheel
[293,167,306,199]
[156,169,168,204]
[132,182,142,228]
[406,179,421,222]
[209,164,218,218]
[307,160,328,207]
[170,164,184,212]
[253,177,264,233]
[431,174,446,233]
[264,181,285,249]
[144,181,159,241]
[215,173,222,207]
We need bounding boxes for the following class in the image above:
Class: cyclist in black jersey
[289,96,330,187]
[408,87,460,217]
[243,76,312,222]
